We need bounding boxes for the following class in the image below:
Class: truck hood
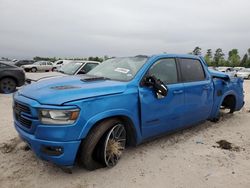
[26,72,66,82]
[18,75,127,105]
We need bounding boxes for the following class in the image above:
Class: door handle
[203,85,210,90]
[173,90,183,94]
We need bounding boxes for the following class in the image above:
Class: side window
[57,61,63,65]
[81,63,98,73]
[41,62,46,65]
[148,58,178,84]
[179,58,205,82]
[47,62,52,65]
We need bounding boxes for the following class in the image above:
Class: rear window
[179,58,205,82]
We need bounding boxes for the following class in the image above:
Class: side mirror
[144,76,168,99]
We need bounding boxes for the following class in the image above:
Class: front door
[139,58,185,139]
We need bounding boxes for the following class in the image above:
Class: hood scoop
[50,85,80,90]
[81,75,110,82]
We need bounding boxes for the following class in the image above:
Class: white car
[52,60,73,71]
[234,67,246,72]
[217,67,237,77]
[22,61,53,72]
[236,69,250,79]
[26,61,100,82]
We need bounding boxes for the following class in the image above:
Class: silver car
[236,68,250,79]
[26,61,100,82]
[22,61,53,72]
[217,67,237,77]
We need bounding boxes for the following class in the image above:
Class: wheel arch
[209,91,237,120]
[78,111,139,147]
[0,75,18,85]
[221,94,236,111]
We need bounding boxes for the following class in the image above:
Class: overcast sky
[0,0,250,59]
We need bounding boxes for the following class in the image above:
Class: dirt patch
[214,140,242,152]
[0,137,21,153]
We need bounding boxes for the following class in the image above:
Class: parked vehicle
[236,68,250,79]
[15,60,35,67]
[234,67,245,72]
[13,54,244,170]
[52,60,72,71]
[58,61,100,75]
[22,61,53,72]
[217,66,237,77]
[25,61,100,83]
[208,66,217,71]
[0,61,25,93]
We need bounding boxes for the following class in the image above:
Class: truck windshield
[58,62,83,75]
[87,57,148,81]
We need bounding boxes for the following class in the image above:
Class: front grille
[14,101,32,129]
[14,102,31,114]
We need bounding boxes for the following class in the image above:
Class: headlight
[39,109,80,125]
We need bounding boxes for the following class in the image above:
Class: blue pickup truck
[13,54,244,170]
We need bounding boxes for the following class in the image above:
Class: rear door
[38,61,46,71]
[139,58,185,139]
[47,62,53,71]
[178,58,214,125]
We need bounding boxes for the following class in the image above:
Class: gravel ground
[0,80,249,188]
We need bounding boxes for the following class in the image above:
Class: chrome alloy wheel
[104,123,126,167]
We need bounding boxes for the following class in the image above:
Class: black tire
[31,67,37,72]
[79,118,125,170]
[52,67,56,72]
[248,75,250,80]
[0,77,17,93]
[210,113,220,122]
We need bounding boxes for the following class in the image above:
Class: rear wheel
[0,77,17,93]
[79,119,126,170]
[31,67,37,72]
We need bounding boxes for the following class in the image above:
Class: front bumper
[15,122,81,166]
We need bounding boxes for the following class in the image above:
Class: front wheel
[79,119,126,170]
[102,124,126,167]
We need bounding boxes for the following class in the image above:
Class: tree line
[33,47,250,68]
[2,48,250,68]
[192,47,250,68]
[33,56,109,63]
